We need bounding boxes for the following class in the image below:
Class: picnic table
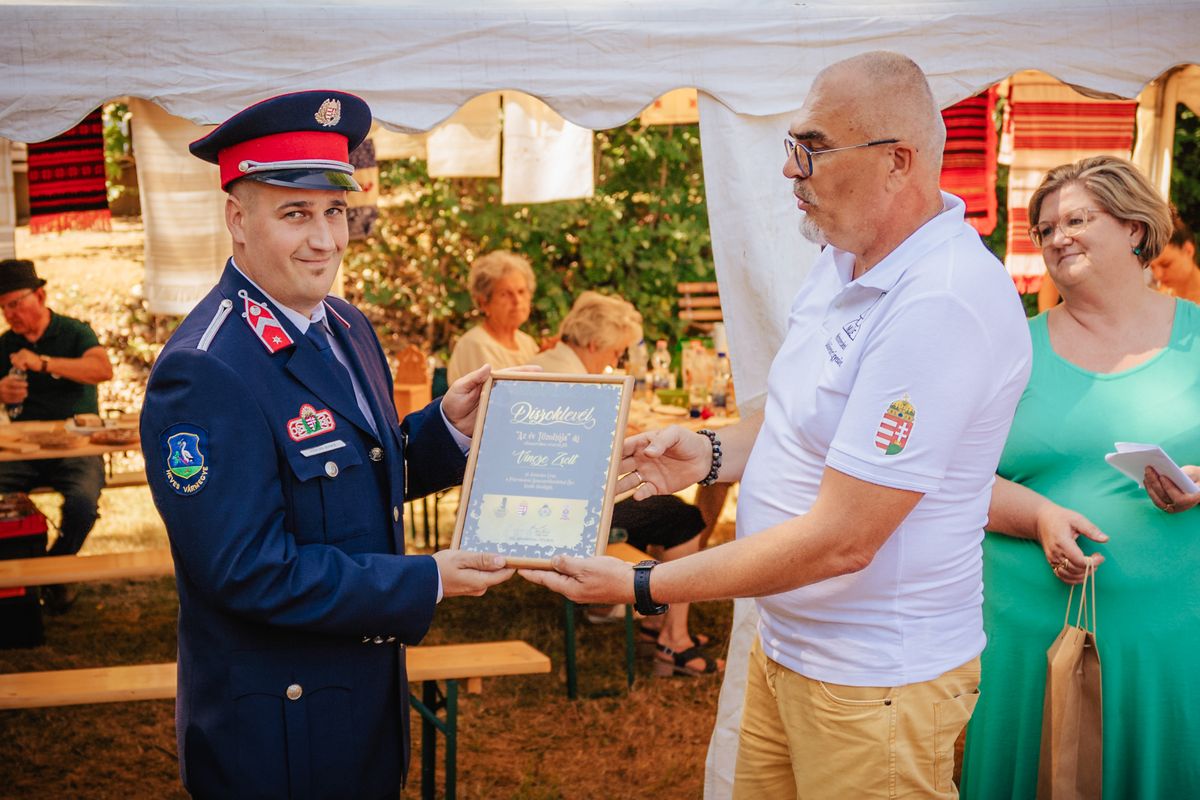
[0,418,142,463]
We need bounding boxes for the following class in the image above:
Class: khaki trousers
[733,638,980,799]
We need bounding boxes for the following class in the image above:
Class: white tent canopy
[3,6,1198,794]
[0,1,1196,140]
[3,0,1198,407]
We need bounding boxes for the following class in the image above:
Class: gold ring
[633,470,644,485]
[1164,502,1176,513]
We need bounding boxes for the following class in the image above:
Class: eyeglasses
[784,136,900,178]
[1029,208,1106,248]
[0,290,36,314]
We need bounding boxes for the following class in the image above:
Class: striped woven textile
[26,108,111,234]
[1003,72,1136,292]
[940,88,997,236]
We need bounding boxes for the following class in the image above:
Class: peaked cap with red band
[189,90,372,192]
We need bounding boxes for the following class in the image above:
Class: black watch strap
[632,559,668,616]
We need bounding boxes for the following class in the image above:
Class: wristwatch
[38,355,50,374]
[632,559,668,616]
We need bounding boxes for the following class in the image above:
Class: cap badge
[315,98,342,127]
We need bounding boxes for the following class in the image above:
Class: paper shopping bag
[1037,563,1102,799]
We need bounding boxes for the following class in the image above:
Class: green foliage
[101,103,133,204]
[1171,106,1200,228]
[342,123,712,360]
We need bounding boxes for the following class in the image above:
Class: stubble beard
[798,213,828,247]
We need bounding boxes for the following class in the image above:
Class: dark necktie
[305,322,357,400]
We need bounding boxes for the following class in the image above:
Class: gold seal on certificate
[451,372,634,568]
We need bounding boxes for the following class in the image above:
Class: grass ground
[0,222,738,799]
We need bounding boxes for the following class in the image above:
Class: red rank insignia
[875,396,916,456]
[243,296,294,353]
[288,404,337,441]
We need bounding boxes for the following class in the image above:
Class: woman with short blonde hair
[962,156,1200,798]
[534,292,643,374]
[447,250,539,382]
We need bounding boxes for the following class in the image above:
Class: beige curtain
[0,139,14,260]
[501,92,594,205]
[130,99,227,315]
[640,88,699,126]
[426,93,501,178]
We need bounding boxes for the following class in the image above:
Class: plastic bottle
[684,340,711,417]
[650,339,673,392]
[629,339,649,397]
[5,366,25,421]
[712,352,732,415]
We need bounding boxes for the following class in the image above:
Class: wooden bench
[677,280,723,331]
[0,546,174,590]
[0,640,551,800]
[560,540,651,700]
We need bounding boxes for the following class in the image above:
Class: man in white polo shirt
[525,50,1032,797]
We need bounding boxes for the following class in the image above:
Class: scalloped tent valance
[0,1,1197,142]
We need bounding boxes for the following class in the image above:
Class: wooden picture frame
[451,372,634,569]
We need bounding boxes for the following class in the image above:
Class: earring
[1132,246,1143,256]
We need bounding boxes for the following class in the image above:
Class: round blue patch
[162,424,210,496]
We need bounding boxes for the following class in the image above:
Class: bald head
[815,51,945,179]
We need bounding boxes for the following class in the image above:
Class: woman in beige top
[446,251,539,382]
[532,292,723,676]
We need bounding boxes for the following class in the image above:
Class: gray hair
[467,250,537,308]
[560,291,643,353]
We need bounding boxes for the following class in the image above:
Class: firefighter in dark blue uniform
[140,91,513,799]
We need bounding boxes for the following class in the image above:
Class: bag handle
[1063,560,1098,635]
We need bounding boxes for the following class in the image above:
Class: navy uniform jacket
[141,262,466,799]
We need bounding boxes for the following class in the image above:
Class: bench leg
[563,598,578,700]
[445,679,458,800]
[410,679,458,800]
[420,681,437,800]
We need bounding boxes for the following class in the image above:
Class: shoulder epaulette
[197,299,234,351]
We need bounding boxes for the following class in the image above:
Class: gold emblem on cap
[315,98,342,127]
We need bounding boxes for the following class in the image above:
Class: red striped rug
[26,108,112,234]
[940,88,998,236]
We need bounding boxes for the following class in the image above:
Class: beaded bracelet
[696,428,722,486]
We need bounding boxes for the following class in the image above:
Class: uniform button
[386,635,396,643]
[369,447,383,462]
[373,635,384,644]
[361,636,372,644]
[324,461,339,478]
[286,683,303,701]
[393,506,400,522]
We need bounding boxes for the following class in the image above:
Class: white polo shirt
[739,192,1031,686]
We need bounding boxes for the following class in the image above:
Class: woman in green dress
[961,156,1200,798]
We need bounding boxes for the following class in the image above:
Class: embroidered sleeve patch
[162,424,211,496]
[874,396,916,455]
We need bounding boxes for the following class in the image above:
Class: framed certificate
[451,372,634,569]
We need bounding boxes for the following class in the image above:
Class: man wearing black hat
[0,258,113,612]
[140,91,513,798]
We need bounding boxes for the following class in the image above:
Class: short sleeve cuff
[825,446,941,494]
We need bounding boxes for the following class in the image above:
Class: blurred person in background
[1149,208,1200,304]
[534,291,722,676]
[0,258,113,613]
[446,250,539,382]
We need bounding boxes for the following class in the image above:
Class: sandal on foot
[637,624,713,650]
[653,643,722,677]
